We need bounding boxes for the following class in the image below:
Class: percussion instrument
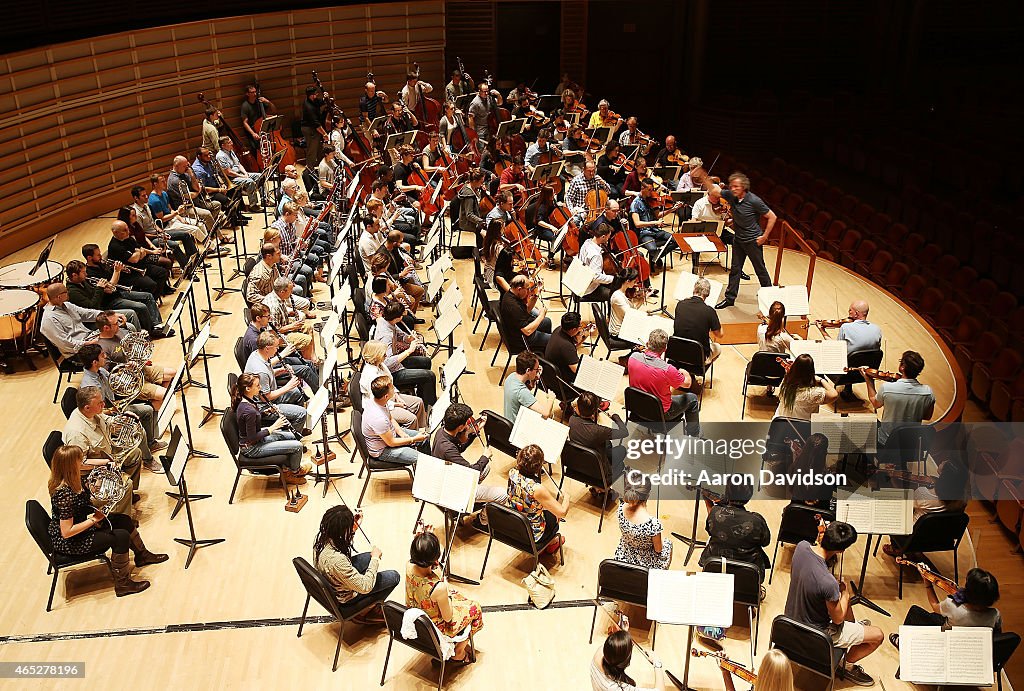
[0,288,42,372]
[0,260,64,302]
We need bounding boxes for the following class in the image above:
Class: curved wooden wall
[0,1,445,258]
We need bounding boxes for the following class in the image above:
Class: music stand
[164,424,225,568]
[27,238,55,281]
[671,190,705,206]
[384,131,417,151]
[646,239,678,318]
[529,161,564,184]
[671,484,710,566]
[454,95,473,112]
[186,323,224,427]
[308,388,353,498]
[653,166,682,184]
[495,119,526,140]
[411,454,480,586]
[585,126,611,145]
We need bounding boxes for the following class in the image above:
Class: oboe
[252,392,301,436]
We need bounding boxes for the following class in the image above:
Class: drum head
[0,288,41,314]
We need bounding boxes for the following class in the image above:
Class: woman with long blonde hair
[47,445,166,597]
[721,649,794,691]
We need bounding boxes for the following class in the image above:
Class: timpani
[0,260,65,303]
[0,288,42,372]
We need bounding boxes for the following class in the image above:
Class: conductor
[711,172,777,309]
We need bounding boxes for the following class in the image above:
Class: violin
[666,149,688,166]
[872,468,937,487]
[690,649,757,684]
[895,557,960,596]
[849,366,900,382]
[815,317,855,330]
[776,356,793,372]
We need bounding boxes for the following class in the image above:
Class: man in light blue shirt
[503,351,551,422]
[838,300,882,356]
[862,350,935,452]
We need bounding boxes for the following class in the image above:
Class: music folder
[574,355,624,402]
[898,625,993,685]
[563,257,596,297]
[789,339,848,375]
[757,285,810,316]
[510,406,569,468]
[646,571,734,627]
[412,453,479,514]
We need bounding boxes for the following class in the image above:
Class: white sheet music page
[836,494,874,533]
[618,309,674,346]
[790,340,848,374]
[870,489,913,535]
[412,453,479,513]
[434,306,462,341]
[442,344,468,388]
[947,627,993,685]
[673,271,724,306]
[438,251,453,274]
[899,626,948,683]
[683,234,718,253]
[574,355,624,402]
[320,346,338,388]
[811,413,878,454]
[320,313,340,347]
[510,406,569,467]
[564,257,596,297]
[305,387,331,429]
[758,285,810,316]
[438,283,463,314]
[646,571,734,627]
[429,387,452,432]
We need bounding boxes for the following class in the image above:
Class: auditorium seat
[884,222,909,248]
[844,238,876,271]
[900,232,926,256]
[916,287,945,324]
[866,212,893,238]
[993,307,1024,346]
[956,332,1005,387]
[882,262,911,293]
[972,347,1024,408]
[900,275,928,305]
[929,301,963,335]
[860,250,894,283]
[989,371,1024,422]
[851,201,875,228]
[821,220,848,257]
[767,185,789,209]
[781,193,805,221]
[963,278,998,313]
[824,185,844,211]
[794,201,818,230]
[833,230,863,268]
[924,254,961,285]
[809,178,829,204]
[940,316,983,352]
[839,194,859,219]
[805,210,832,240]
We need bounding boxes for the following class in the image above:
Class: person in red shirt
[498,156,528,208]
[626,328,701,436]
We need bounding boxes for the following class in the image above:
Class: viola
[895,557,960,596]
[849,366,900,382]
[196,93,259,174]
[690,649,757,684]
[609,225,651,282]
[776,356,793,372]
[665,149,688,166]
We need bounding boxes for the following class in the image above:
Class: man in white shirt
[399,72,434,113]
[357,215,386,272]
[576,222,615,303]
[215,136,261,211]
[40,282,119,358]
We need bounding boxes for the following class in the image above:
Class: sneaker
[149,440,169,452]
[695,626,724,650]
[145,458,164,473]
[469,514,488,533]
[839,664,874,687]
[296,460,313,475]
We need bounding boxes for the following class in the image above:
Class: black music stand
[848,533,891,618]
[161,424,210,519]
[308,389,353,498]
[646,238,677,318]
[191,244,229,323]
[27,238,55,281]
[410,459,479,586]
[164,424,225,568]
[671,484,709,566]
[185,323,224,427]
[169,350,217,462]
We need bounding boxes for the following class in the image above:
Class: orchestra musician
[775,353,839,420]
[445,69,474,102]
[368,179,422,248]
[512,95,542,143]
[300,85,327,167]
[524,185,560,270]
[784,521,883,687]
[596,141,627,197]
[373,300,437,406]
[862,350,935,455]
[131,186,199,267]
[629,179,679,270]
[609,268,646,340]
[721,650,795,691]
[621,156,649,198]
[399,71,433,113]
[617,116,653,155]
[262,227,311,297]
[503,351,552,422]
[588,99,622,134]
[358,80,389,133]
[93,310,174,399]
[167,155,223,236]
[837,300,883,356]
[215,137,261,211]
[62,386,144,496]
[437,101,462,148]
[654,135,686,167]
[757,301,795,355]
[591,625,666,691]
[359,341,426,430]
[711,173,777,309]
[485,191,515,243]
[577,222,616,303]
[567,391,630,502]
[498,156,528,200]
[65,258,146,334]
[566,160,613,226]
[241,304,319,394]
[673,277,723,367]
[627,329,702,437]
[377,229,425,314]
[261,277,317,362]
[675,157,702,191]
[245,244,284,306]
[231,373,311,485]
[468,81,503,152]
[505,445,569,555]
[456,168,487,249]
[115,206,175,276]
[361,376,430,468]
[192,147,247,228]
[239,84,275,155]
[316,146,341,198]
[243,331,310,429]
[890,567,1001,646]
[499,274,552,351]
[383,101,418,137]
[107,220,170,298]
[544,311,588,384]
[691,184,751,279]
[200,106,221,152]
[420,131,446,173]
[146,173,209,245]
[392,145,426,211]
[525,128,560,172]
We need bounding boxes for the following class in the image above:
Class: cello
[549,202,580,257]
[410,62,442,132]
[252,83,297,172]
[609,221,651,283]
[196,93,258,174]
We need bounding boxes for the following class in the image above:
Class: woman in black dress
[48,445,166,597]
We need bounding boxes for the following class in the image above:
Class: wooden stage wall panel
[0,1,445,258]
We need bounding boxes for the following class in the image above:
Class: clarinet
[251,393,301,436]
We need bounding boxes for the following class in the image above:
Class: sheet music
[574,355,624,402]
[442,344,468,389]
[421,230,440,262]
[790,339,848,374]
[899,626,993,685]
[155,391,178,438]
[757,285,810,316]
[434,307,462,341]
[320,313,340,348]
[837,489,912,534]
[617,308,675,346]
[682,235,718,253]
[510,406,569,467]
[438,251,453,274]
[563,257,596,297]
[810,413,878,454]
[332,283,352,315]
[305,387,330,429]
[320,347,338,388]
[646,571,734,627]
[412,453,480,513]
[438,283,463,314]
[187,323,211,362]
[429,386,452,432]
[167,426,189,486]
[673,271,724,306]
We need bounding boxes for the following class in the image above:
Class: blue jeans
[340,552,401,613]
[260,403,307,433]
[394,357,437,405]
[637,228,678,265]
[240,431,304,471]
[666,393,701,437]
[109,290,161,332]
[377,429,423,466]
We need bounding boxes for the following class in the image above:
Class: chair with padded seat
[42,335,83,404]
[592,303,635,360]
[703,558,763,662]
[768,501,828,584]
[26,499,114,612]
[60,387,78,420]
[889,511,969,598]
[994,632,1021,691]
[479,501,563,579]
[42,430,63,467]
[769,615,845,691]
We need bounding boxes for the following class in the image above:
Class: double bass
[252,83,297,172]
[447,58,479,165]
[410,62,442,132]
[196,93,258,174]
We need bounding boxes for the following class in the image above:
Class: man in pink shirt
[627,328,701,436]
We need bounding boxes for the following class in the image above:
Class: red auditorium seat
[989,371,1024,422]
[996,479,1024,536]
[820,220,847,256]
[831,229,862,265]
[824,185,844,211]
[860,250,894,282]
[971,347,1023,408]
[806,210,832,239]
[795,202,818,230]
[916,243,943,267]
[929,301,963,333]
[844,238,876,271]
[767,185,789,209]
[939,316,982,351]
[900,274,927,304]
[964,278,999,314]
[955,331,1004,387]
[916,287,945,322]
[851,201,874,228]
[757,177,777,196]
[992,291,1019,316]
[781,193,805,221]
[882,262,910,293]
[900,232,926,256]
[866,212,892,238]
[839,194,859,219]
[795,170,814,191]
[923,254,960,284]
[809,178,828,204]
[940,266,978,303]
[884,222,909,248]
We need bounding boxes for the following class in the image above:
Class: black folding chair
[741,351,789,419]
[588,559,656,647]
[480,409,520,460]
[42,335,83,404]
[479,501,563,579]
[889,510,970,598]
[592,303,635,360]
[560,441,621,532]
[292,556,383,671]
[994,632,1021,691]
[703,558,763,662]
[59,387,78,419]
[42,430,63,467]
[769,615,845,691]
[769,502,832,584]
[380,600,474,690]
[26,499,114,612]
[351,410,415,508]
[667,336,713,400]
